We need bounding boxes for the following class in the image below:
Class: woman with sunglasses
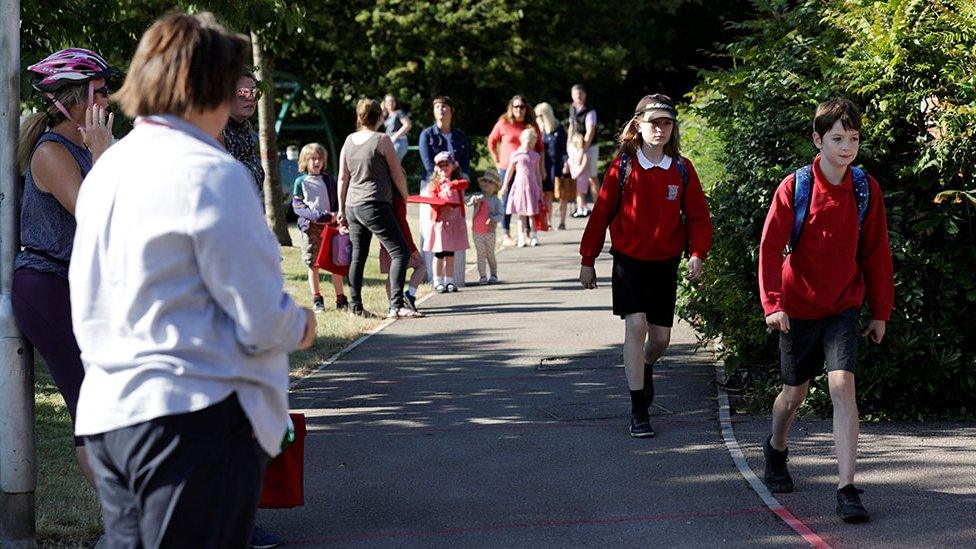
[13,47,118,489]
[219,68,265,201]
[487,95,544,246]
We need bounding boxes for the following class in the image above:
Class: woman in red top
[579,94,713,438]
[488,95,544,245]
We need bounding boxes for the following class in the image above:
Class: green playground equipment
[273,70,338,176]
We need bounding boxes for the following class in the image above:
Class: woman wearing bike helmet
[12,47,118,487]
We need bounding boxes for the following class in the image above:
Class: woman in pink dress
[422,151,469,292]
[500,128,545,247]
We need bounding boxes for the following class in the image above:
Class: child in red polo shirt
[579,94,713,439]
[758,98,894,524]
[380,194,426,313]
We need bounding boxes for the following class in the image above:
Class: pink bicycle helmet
[27,48,118,92]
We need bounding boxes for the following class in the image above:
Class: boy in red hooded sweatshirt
[758,98,894,523]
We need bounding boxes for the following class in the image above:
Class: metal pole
[0,0,38,545]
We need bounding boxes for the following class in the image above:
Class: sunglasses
[93,85,112,97]
[236,87,262,100]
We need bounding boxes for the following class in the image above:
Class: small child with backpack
[579,94,713,439]
[422,151,469,293]
[758,98,894,524]
[466,169,505,285]
[292,143,347,312]
[500,128,544,247]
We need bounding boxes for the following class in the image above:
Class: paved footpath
[259,217,975,548]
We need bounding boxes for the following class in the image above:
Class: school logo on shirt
[667,185,679,201]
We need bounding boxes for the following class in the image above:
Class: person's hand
[862,320,886,344]
[485,218,493,226]
[338,225,350,235]
[298,309,317,349]
[80,104,114,158]
[687,256,704,282]
[336,210,347,226]
[579,265,597,289]
[765,311,790,333]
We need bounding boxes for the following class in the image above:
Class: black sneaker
[836,484,870,523]
[629,412,655,438]
[350,304,378,319]
[763,435,794,493]
[336,295,349,311]
[404,293,418,312]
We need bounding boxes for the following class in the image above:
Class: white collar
[636,148,672,170]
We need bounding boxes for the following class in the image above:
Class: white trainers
[529,237,539,247]
[517,235,527,247]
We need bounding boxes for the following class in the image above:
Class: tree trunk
[251,31,291,246]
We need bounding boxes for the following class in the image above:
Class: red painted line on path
[286,506,769,545]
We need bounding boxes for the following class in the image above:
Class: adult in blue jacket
[418,95,470,183]
[417,95,470,283]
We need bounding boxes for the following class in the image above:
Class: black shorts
[433,251,455,258]
[611,251,680,327]
[779,308,859,386]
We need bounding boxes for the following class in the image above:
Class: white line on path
[713,364,832,549]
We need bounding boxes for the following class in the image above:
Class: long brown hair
[17,83,87,174]
[617,95,681,160]
[500,95,535,125]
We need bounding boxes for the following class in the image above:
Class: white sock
[436,277,444,285]
[445,276,454,284]
[408,285,417,296]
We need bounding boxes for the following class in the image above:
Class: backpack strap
[675,157,690,218]
[851,166,870,230]
[786,164,814,256]
[611,152,630,220]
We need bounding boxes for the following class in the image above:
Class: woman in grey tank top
[337,98,423,318]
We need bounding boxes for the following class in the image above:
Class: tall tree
[251,30,290,244]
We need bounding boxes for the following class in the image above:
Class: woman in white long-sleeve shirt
[68,12,315,547]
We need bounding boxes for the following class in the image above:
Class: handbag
[534,199,551,231]
[332,231,352,266]
[554,176,576,201]
[314,225,350,277]
[258,413,306,509]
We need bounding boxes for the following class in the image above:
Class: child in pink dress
[567,132,591,218]
[501,128,544,247]
[422,151,469,292]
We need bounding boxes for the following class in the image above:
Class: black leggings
[346,201,409,309]
[11,269,85,446]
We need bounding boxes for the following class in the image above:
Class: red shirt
[579,154,712,266]
[392,195,418,254]
[487,119,545,170]
[759,156,894,320]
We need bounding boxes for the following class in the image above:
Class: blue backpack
[612,152,689,221]
[785,164,870,255]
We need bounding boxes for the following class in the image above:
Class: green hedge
[680,0,976,419]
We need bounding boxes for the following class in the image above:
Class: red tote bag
[259,413,306,509]
[314,224,350,277]
[533,200,551,232]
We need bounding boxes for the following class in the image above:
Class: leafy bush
[680,0,976,419]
